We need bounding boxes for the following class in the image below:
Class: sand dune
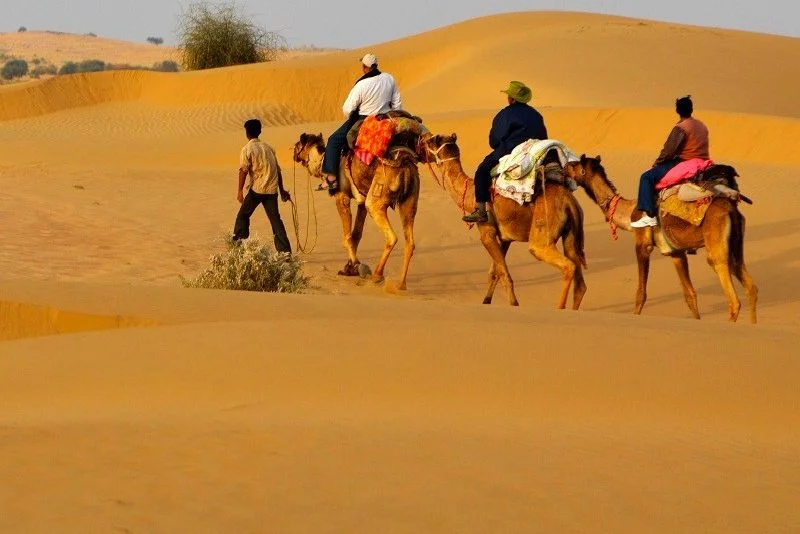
[1,11,799,533]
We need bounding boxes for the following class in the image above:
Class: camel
[564,155,758,323]
[293,133,420,289]
[421,133,587,309]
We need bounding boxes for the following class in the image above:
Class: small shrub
[18,26,27,32]
[147,36,164,45]
[181,237,308,293]
[2,59,29,80]
[153,60,180,72]
[59,61,78,75]
[31,64,58,77]
[177,1,284,71]
[86,32,97,37]
[78,59,106,73]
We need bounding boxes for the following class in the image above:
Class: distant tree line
[1,58,180,81]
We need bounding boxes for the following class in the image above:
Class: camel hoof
[370,275,385,286]
[482,297,492,305]
[337,262,361,277]
[357,263,372,279]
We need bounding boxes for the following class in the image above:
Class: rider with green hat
[463,80,548,223]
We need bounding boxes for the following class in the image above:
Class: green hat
[501,81,532,103]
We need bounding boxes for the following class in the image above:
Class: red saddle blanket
[355,116,396,163]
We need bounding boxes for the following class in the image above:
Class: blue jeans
[322,114,363,177]
[637,160,680,216]
[475,151,503,203]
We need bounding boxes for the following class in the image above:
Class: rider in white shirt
[322,53,403,192]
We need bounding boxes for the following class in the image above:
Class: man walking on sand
[232,119,292,254]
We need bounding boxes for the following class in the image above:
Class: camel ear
[300,133,308,144]
[595,155,602,163]
[318,132,323,140]
[580,154,587,163]
[450,133,457,141]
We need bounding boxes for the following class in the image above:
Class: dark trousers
[636,160,680,216]
[475,151,504,203]
[322,114,362,177]
[233,190,292,253]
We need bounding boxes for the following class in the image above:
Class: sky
[4,0,798,48]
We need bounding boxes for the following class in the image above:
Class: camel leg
[731,214,758,324]
[395,195,418,291]
[671,252,700,320]
[705,215,741,322]
[351,203,368,254]
[734,263,758,324]
[334,193,359,273]
[530,243,576,310]
[366,202,396,285]
[480,230,518,306]
[562,232,586,311]
[634,232,653,315]
[483,241,511,305]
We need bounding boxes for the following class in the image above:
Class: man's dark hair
[676,96,693,118]
[244,119,262,138]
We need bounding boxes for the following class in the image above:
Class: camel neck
[435,159,475,214]
[585,175,636,233]
[306,146,324,178]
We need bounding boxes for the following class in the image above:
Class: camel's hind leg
[731,212,758,324]
[351,203,368,255]
[671,252,701,319]
[561,225,586,310]
[395,193,418,291]
[366,200,396,285]
[704,214,741,322]
[483,241,511,305]
[531,241,576,309]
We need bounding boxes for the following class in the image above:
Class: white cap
[360,53,377,67]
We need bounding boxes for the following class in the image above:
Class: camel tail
[728,207,746,271]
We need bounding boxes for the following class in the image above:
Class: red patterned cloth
[355,115,396,160]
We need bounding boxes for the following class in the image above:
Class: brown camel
[564,155,758,323]
[422,133,587,309]
[293,133,420,289]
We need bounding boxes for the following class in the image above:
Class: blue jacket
[489,102,548,156]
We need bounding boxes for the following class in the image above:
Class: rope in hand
[288,160,319,254]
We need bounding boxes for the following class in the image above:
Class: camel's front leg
[334,193,359,276]
[634,230,653,315]
[671,252,700,319]
[483,241,511,304]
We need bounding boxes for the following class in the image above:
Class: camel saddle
[346,110,427,153]
[657,164,751,226]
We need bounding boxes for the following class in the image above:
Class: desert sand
[1,11,799,533]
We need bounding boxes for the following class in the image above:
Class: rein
[289,154,320,254]
[425,141,474,229]
[599,193,622,241]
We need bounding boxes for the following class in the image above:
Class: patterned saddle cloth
[657,164,746,225]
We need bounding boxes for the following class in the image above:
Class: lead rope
[289,160,319,254]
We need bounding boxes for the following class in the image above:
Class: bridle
[574,162,621,241]
[424,141,458,190]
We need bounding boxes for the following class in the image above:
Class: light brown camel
[422,133,587,309]
[293,133,420,289]
[564,155,758,323]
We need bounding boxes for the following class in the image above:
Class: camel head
[564,154,617,204]
[293,133,326,177]
[564,154,606,187]
[421,133,461,165]
[293,132,325,164]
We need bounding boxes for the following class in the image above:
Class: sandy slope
[1,11,799,533]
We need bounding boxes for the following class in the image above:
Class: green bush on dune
[177,1,285,71]
[2,59,29,80]
[181,237,309,293]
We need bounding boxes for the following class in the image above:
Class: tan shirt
[240,138,279,194]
